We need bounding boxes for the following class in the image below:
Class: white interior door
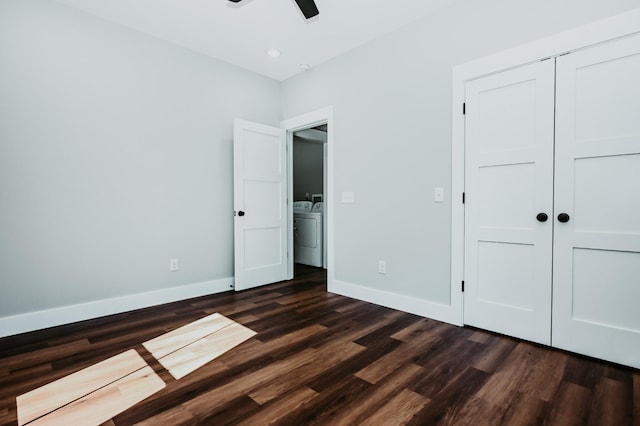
[553,33,640,368]
[233,119,288,291]
[464,60,555,345]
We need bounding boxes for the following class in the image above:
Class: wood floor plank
[330,363,426,425]
[474,342,548,409]
[498,391,550,425]
[361,388,429,426]
[407,366,489,425]
[446,396,503,426]
[180,347,321,418]
[248,340,364,405]
[276,375,372,425]
[237,386,318,426]
[468,330,492,344]
[16,349,147,426]
[471,334,519,373]
[588,377,632,426]
[545,382,593,425]
[306,336,402,393]
[131,404,196,426]
[390,318,446,343]
[354,331,440,384]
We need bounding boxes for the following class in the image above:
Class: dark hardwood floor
[1,265,638,425]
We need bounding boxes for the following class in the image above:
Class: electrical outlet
[169,258,179,272]
[378,260,386,274]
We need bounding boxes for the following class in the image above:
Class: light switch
[341,191,355,203]
[434,187,444,203]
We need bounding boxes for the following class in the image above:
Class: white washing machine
[293,201,323,267]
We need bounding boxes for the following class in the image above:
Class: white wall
[281,0,639,309]
[0,0,280,320]
[2,0,638,333]
[293,137,324,201]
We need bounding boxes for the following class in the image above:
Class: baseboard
[328,279,463,326]
[0,277,234,338]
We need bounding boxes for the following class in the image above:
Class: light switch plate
[434,187,444,203]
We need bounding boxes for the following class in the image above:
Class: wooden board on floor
[157,321,256,380]
[29,366,165,426]
[143,313,235,360]
[16,349,148,426]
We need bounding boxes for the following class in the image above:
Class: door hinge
[462,192,465,204]
[461,281,465,292]
[463,103,466,115]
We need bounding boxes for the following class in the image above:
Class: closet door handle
[557,213,570,223]
[536,213,548,222]
[238,211,245,217]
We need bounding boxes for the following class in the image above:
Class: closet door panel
[464,60,555,345]
[553,33,640,369]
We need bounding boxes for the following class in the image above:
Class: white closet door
[553,34,640,368]
[464,60,555,345]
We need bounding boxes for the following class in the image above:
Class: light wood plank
[17,349,147,426]
[143,313,235,360]
[29,366,164,426]
[157,321,256,380]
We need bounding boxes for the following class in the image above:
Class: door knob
[557,213,570,223]
[238,211,245,217]
[536,213,548,222]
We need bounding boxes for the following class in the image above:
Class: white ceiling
[55,0,459,81]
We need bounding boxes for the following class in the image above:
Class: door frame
[451,9,640,324]
[281,106,334,281]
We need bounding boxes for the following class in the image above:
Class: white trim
[330,279,463,326]
[453,8,640,82]
[282,106,334,281]
[0,277,232,338]
[451,8,640,327]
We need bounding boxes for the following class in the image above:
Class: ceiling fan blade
[294,0,319,19]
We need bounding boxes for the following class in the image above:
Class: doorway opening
[292,126,327,272]
[282,106,333,282]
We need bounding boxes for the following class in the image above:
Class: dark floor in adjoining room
[1,264,638,425]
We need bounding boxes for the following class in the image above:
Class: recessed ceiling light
[266,49,281,58]
[299,63,311,70]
